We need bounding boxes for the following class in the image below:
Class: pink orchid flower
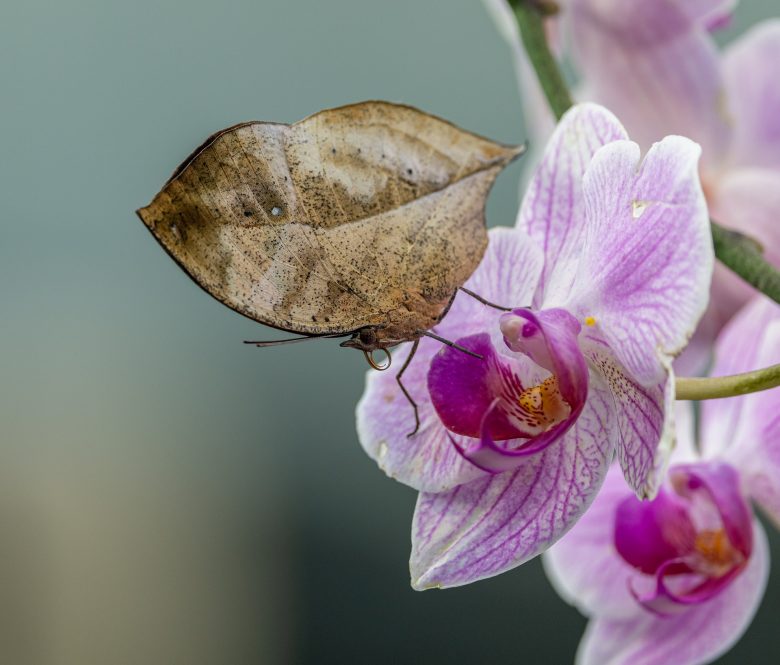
[486,0,780,370]
[544,296,779,665]
[357,103,712,589]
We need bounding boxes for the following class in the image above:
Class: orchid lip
[614,461,753,616]
[427,308,588,473]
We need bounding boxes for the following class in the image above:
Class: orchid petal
[723,21,780,170]
[572,136,712,386]
[701,298,780,525]
[435,227,545,345]
[581,339,674,499]
[568,0,731,168]
[357,338,484,493]
[516,103,628,306]
[576,521,769,665]
[356,227,543,493]
[409,378,616,589]
[542,465,640,618]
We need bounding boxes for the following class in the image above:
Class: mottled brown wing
[136,101,523,335]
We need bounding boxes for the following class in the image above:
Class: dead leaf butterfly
[137,101,524,434]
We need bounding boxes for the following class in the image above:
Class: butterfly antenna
[243,333,350,347]
[243,336,317,347]
[421,331,483,360]
[457,287,513,312]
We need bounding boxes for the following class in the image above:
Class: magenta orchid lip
[615,462,752,616]
[427,308,586,473]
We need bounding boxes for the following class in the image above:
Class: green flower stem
[711,222,780,305]
[507,0,780,400]
[509,1,573,120]
[676,365,780,401]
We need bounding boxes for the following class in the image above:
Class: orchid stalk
[512,1,572,120]
[507,0,780,400]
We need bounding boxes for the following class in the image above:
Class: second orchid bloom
[357,103,713,589]
[544,296,780,665]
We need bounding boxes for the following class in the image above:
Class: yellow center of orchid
[584,316,597,327]
[694,529,738,572]
[517,376,570,429]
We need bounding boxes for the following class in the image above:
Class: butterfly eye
[364,348,392,371]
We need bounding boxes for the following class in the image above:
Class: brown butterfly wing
[136,101,523,335]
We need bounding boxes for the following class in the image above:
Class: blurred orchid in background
[357,103,712,589]
[486,0,780,371]
[544,297,780,665]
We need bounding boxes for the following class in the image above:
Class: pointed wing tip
[513,141,529,158]
[499,141,528,165]
[135,203,156,230]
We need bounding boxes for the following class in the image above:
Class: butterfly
[137,101,523,434]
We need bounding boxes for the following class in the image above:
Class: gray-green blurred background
[1,1,777,663]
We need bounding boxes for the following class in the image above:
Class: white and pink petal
[699,297,780,456]
[357,337,485,493]
[409,376,617,589]
[542,465,638,618]
[515,103,628,306]
[581,339,674,499]
[435,227,545,346]
[571,136,712,386]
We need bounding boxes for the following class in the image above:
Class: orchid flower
[486,0,780,370]
[357,103,712,589]
[543,296,780,665]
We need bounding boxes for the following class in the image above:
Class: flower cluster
[355,2,780,663]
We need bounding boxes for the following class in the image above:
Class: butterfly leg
[421,330,483,359]
[396,339,421,438]
[458,286,514,312]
